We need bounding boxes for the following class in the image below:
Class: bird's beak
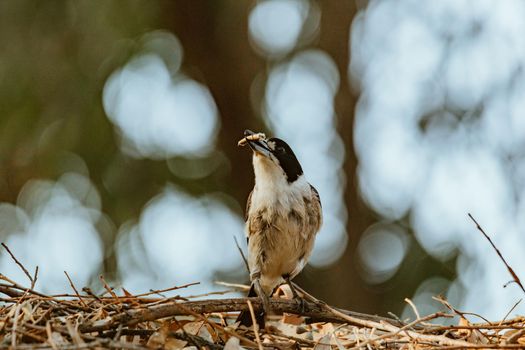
[244,130,271,158]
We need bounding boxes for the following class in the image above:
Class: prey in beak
[238,130,270,158]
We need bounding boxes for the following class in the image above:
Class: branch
[468,213,525,294]
[78,297,406,333]
[1,243,34,286]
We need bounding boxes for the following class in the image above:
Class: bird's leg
[291,282,326,307]
[286,277,306,314]
[252,274,270,314]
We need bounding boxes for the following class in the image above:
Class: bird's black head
[266,138,303,183]
[243,130,304,183]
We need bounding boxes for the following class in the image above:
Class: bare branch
[1,243,33,285]
[468,213,525,294]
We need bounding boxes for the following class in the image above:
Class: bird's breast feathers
[249,175,321,229]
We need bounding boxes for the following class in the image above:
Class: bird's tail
[236,284,265,328]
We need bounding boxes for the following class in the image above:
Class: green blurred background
[2,0,525,321]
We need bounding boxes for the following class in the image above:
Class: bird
[236,129,322,327]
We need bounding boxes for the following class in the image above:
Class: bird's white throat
[251,154,310,214]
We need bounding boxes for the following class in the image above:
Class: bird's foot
[254,279,270,314]
[284,277,308,314]
[295,295,307,314]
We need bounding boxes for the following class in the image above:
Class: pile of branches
[1,270,525,350]
[2,213,525,349]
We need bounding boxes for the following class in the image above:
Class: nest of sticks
[2,213,525,350]
[1,268,525,350]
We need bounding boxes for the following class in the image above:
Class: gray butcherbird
[236,130,322,327]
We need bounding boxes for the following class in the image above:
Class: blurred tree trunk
[158,1,264,202]
[310,1,379,313]
[158,0,380,313]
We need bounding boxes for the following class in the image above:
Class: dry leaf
[147,323,171,349]
[182,321,204,335]
[147,330,167,348]
[197,324,214,343]
[314,334,332,350]
[224,336,243,350]
[282,313,304,325]
[165,338,188,350]
[457,317,471,338]
[49,331,67,345]
[518,336,525,345]
[122,288,133,297]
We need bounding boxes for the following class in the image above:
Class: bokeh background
[1,0,525,321]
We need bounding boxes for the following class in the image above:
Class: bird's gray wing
[245,189,253,245]
[310,184,321,208]
[245,189,253,221]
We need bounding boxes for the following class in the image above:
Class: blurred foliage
[0,0,454,317]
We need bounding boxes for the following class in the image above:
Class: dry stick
[358,312,453,347]
[233,235,250,273]
[45,321,59,350]
[500,299,522,326]
[65,318,85,345]
[433,295,492,325]
[0,275,48,299]
[64,271,87,308]
[78,297,408,333]
[246,300,263,350]
[214,281,251,291]
[426,345,525,350]
[32,266,39,290]
[0,284,24,298]
[12,303,21,349]
[132,282,199,298]
[169,298,258,348]
[1,243,34,285]
[99,275,119,300]
[426,324,524,333]
[468,213,525,294]
[325,305,472,348]
[405,297,421,320]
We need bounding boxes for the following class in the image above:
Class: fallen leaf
[518,336,525,345]
[314,334,332,350]
[282,313,304,325]
[182,321,204,335]
[165,338,187,350]
[224,337,243,350]
[457,317,471,338]
[122,288,133,297]
[147,325,168,349]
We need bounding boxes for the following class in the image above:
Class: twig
[433,295,492,324]
[468,213,525,294]
[64,271,87,308]
[46,321,59,350]
[78,297,409,333]
[12,303,21,349]
[233,235,249,273]
[99,275,119,300]
[405,297,421,320]
[247,300,263,350]
[326,305,468,348]
[132,282,199,298]
[170,298,259,348]
[1,243,34,285]
[500,299,522,326]
[32,266,39,290]
[172,331,223,350]
[214,281,250,291]
[506,328,525,344]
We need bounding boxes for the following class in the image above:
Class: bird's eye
[277,146,285,153]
